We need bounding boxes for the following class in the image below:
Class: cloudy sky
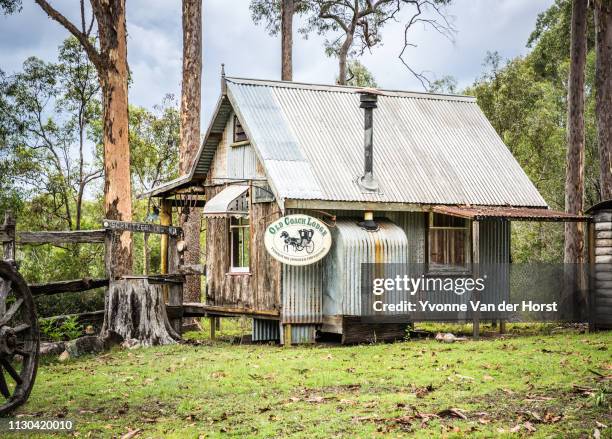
[0,0,553,126]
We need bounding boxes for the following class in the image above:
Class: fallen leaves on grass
[414,384,435,398]
[437,408,468,420]
[120,428,141,439]
[572,385,597,397]
[589,368,612,382]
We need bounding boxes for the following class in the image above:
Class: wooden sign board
[103,219,181,237]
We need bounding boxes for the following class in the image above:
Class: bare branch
[398,0,456,90]
[34,0,103,70]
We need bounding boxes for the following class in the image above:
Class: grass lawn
[7,322,612,438]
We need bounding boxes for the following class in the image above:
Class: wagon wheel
[305,241,315,254]
[0,261,39,415]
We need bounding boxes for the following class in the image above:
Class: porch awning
[432,205,590,222]
[137,175,204,199]
[202,185,249,218]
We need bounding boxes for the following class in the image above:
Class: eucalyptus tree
[251,0,455,86]
[594,0,612,200]
[565,0,588,266]
[30,0,134,277]
[180,0,203,304]
[0,38,102,232]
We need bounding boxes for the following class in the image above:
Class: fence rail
[18,230,107,244]
[30,278,109,296]
[1,210,188,332]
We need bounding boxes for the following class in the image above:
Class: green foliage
[129,95,180,196]
[39,316,83,341]
[0,37,102,232]
[464,0,600,262]
[342,60,378,88]
[0,0,21,14]
[250,0,311,36]
[428,75,457,94]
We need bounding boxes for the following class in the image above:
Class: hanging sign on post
[264,214,332,266]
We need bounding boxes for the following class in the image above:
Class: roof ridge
[225,76,476,102]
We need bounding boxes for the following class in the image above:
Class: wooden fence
[0,211,187,330]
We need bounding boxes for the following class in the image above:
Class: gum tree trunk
[34,1,133,277]
[281,0,294,81]
[564,0,587,265]
[595,0,612,200]
[101,279,180,346]
[180,0,203,307]
[100,66,132,277]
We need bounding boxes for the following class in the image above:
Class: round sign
[264,214,332,266]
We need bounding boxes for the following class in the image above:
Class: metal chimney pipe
[356,88,382,192]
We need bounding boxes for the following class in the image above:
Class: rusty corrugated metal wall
[281,262,323,324]
[324,219,408,317]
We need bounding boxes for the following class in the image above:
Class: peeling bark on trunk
[101,69,132,278]
[101,279,180,346]
[595,0,612,200]
[180,0,203,305]
[95,0,133,278]
[564,0,587,265]
[281,0,294,81]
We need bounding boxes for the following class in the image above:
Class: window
[233,115,248,143]
[230,217,250,272]
[427,213,471,272]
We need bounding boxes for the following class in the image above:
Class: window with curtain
[427,213,471,272]
[230,216,250,272]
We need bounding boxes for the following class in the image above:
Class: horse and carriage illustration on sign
[280,229,315,254]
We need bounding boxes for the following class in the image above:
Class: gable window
[427,213,471,273]
[233,115,248,143]
[230,216,250,272]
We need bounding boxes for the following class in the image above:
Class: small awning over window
[432,205,590,222]
[203,185,249,218]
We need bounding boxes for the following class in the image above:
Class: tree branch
[34,0,104,71]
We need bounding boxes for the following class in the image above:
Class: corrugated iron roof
[433,205,589,222]
[192,76,549,208]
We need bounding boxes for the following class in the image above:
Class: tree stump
[101,279,180,346]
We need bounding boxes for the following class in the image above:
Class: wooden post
[160,199,172,304]
[588,219,596,331]
[2,211,16,263]
[472,220,480,340]
[104,231,114,279]
[210,317,216,340]
[160,199,172,277]
[283,324,292,347]
[167,230,183,334]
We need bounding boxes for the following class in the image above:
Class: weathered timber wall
[593,208,612,328]
[204,183,281,312]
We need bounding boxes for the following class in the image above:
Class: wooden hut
[144,74,588,344]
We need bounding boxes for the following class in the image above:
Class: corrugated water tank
[323,219,408,317]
